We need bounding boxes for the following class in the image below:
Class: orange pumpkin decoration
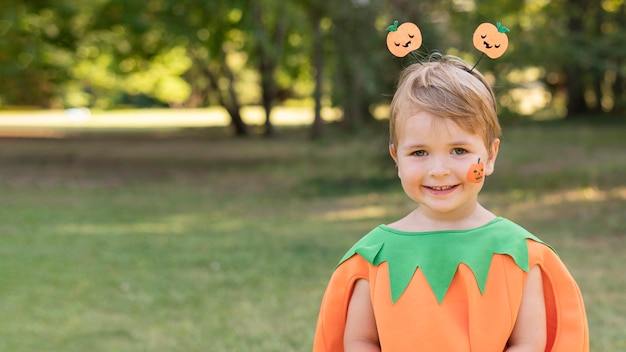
[466,158,484,183]
[473,22,509,59]
[386,21,422,57]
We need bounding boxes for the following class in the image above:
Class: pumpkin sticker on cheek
[386,21,422,57]
[466,158,485,183]
[473,22,510,59]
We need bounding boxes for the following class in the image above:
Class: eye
[412,150,427,157]
[395,42,401,47]
[408,34,415,38]
[481,34,487,39]
[495,44,500,48]
[451,148,467,155]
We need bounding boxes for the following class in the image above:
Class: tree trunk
[341,83,362,130]
[565,67,588,117]
[256,39,277,137]
[611,4,626,114]
[223,66,248,136]
[259,60,276,137]
[310,13,324,140]
[206,63,248,136]
[251,2,290,138]
[614,60,625,114]
[565,0,590,117]
[590,2,604,113]
[336,56,364,131]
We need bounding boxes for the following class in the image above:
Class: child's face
[390,111,499,220]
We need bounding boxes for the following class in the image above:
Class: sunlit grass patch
[0,106,341,138]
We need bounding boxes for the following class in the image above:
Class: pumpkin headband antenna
[409,51,423,66]
[386,20,510,72]
[468,54,485,73]
[469,22,510,72]
[386,20,423,65]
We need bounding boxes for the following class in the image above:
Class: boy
[313,55,588,351]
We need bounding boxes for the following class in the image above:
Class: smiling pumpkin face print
[473,22,510,59]
[466,158,485,183]
[386,21,422,57]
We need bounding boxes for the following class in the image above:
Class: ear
[484,138,500,176]
[389,144,398,164]
[389,144,401,177]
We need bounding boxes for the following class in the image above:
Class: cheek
[397,163,413,178]
[396,162,424,182]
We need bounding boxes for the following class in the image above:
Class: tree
[309,6,325,139]
[0,0,71,107]
[506,0,625,117]
[2,0,624,129]
[247,0,306,137]
[99,0,252,134]
[327,0,387,130]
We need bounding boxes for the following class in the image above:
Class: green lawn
[1,121,625,351]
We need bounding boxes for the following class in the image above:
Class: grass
[0,120,625,351]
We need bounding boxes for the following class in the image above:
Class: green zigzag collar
[338,217,551,304]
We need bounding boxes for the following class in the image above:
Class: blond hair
[389,54,502,154]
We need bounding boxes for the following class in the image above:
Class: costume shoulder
[313,249,371,351]
[313,227,386,351]
[526,239,589,351]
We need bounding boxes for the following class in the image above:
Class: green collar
[338,217,550,304]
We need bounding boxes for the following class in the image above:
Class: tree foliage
[0,0,624,135]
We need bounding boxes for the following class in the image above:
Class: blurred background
[0,0,624,134]
[0,1,625,351]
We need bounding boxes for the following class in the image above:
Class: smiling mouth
[483,41,492,49]
[428,185,456,191]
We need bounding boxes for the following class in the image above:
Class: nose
[428,157,451,178]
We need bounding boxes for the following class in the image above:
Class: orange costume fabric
[313,218,588,351]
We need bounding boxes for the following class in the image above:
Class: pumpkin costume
[313,217,589,351]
